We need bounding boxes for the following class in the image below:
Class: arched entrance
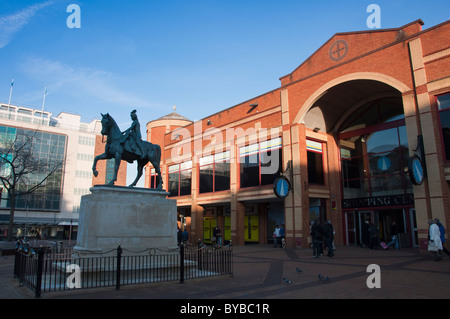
[299,76,418,248]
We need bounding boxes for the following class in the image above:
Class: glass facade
[339,98,412,201]
[437,93,450,161]
[0,125,67,211]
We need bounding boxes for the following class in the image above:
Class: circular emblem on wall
[273,176,291,199]
[329,40,348,61]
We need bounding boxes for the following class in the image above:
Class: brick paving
[1,244,449,300]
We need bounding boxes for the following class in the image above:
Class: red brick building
[145,19,450,251]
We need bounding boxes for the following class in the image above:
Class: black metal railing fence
[13,242,233,298]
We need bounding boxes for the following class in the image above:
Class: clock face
[273,176,291,199]
[408,155,424,185]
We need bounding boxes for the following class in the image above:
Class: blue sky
[0,1,448,184]
[1,0,449,125]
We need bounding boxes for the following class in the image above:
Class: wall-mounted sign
[273,176,291,199]
[378,156,391,171]
[342,194,414,209]
[408,155,425,185]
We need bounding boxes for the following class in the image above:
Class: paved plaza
[1,243,449,300]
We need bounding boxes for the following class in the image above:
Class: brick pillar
[231,198,245,245]
[407,38,448,250]
[190,204,204,243]
[289,123,308,247]
[281,89,296,248]
[190,157,203,242]
[258,203,268,244]
[327,133,343,245]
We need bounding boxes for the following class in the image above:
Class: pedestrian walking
[280,225,285,248]
[213,226,222,247]
[323,220,334,257]
[361,219,370,248]
[386,220,400,250]
[434,218,450,259]
[177,226,182,246]
[368,221,378,250]
[311,220,323,257]
[428,219,443,261]
[182,228,189,244]
[273,225,281,248]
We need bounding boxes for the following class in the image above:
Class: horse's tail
[155,143,161,164]
[154,143,163,187]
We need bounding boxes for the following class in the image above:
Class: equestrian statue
[92,110,163,189]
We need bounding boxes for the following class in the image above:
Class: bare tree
[0,128,65,241]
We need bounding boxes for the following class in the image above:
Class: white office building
[0,103,101,240]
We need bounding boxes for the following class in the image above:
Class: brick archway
[293,72,411,128]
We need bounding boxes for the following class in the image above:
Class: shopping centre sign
[342,194,414,209]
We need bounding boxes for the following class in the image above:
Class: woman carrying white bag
[428,219,443,261]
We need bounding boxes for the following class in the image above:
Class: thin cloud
[20,56,152,109]
[0,1,53,49]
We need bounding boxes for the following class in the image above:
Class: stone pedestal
[74,185,177,257]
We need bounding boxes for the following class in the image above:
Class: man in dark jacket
[323,220,334,257]
[368,222,378,250]
[435,218,450,259]
[311,220,323,257]
[361,219,370,248]
[386,220,400,249]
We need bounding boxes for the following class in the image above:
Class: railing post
[13,251,20,279]
[35,248,44,298]
[180,244,184,284]
[116,245,122,290]
[197,239,203,271]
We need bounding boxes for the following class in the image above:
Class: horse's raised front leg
[92,153,107,177]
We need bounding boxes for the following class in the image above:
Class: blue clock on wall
[273,176,291,199]
[408,155,425,185]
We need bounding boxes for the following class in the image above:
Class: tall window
[199,151,230,193]
[437,93,450,162]
[168,161,192,197]
[307,139,324,185]
[239,138,282,189]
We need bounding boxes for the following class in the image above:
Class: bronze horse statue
[92,113,163,189]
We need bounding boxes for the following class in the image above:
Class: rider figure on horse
[121,109,145,159]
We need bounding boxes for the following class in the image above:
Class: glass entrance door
[203,217,217,243]
[244,215,259,242]
[346,210,372,246]
[358,211,372,247]
[346,211,356,245]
